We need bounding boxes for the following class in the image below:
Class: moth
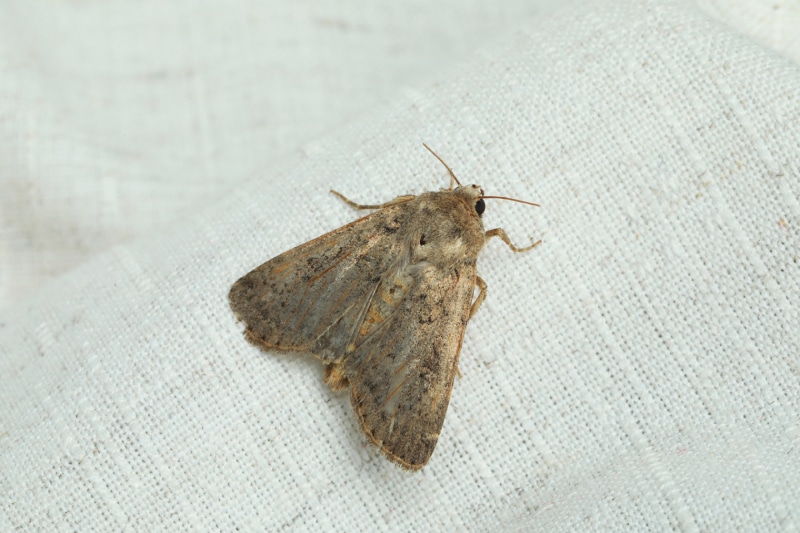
[229,145,540,470]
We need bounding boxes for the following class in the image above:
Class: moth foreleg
[485,228,541,253]
[330,190,416,211]
[469,275,487,320]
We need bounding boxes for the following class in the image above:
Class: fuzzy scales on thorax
[403,187,486,270]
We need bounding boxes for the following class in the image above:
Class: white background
[2,0,799,530]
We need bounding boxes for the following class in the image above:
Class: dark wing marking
[228,202,411,363]
[345,262,477,470]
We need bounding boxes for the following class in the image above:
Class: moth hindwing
[229,147,539,470]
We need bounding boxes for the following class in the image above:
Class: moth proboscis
[229,144,540,470]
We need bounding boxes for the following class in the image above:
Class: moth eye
[419,235,427,246]
[475,199,485,215]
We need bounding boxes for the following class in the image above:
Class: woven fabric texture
[1,0,799,530]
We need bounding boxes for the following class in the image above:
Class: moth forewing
[228,202,408,359]
[229,148,538,470]
[351,258,478,469]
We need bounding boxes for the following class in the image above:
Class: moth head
[423,143,540,217]
[456,183,541,219]
[455,183,486,217]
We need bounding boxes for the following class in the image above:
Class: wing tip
[351,386,435,472]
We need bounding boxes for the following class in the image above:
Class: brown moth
[229,145,539,470]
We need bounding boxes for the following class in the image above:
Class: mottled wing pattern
[228,202,411,363]
[345,262,477,469]
[230,188,486,470]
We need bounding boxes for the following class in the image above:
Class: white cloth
[2,0,799,530]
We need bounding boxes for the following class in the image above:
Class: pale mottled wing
[228,201,412,362]
[344,262,477,470]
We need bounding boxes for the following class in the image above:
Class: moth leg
[469,275,488,320]
[324,363,350,391]
[485,228,541,253]
[458,276,488,378]
[330,190,416,210]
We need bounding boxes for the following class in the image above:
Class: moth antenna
[422,143,462,189]
[481,195,540,207]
